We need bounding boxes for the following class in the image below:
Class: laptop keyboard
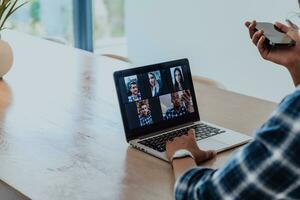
[138,123,226,152]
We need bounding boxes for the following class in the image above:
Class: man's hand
[245,20,300,86]
[166,129,216,165]
[182,90,194,113]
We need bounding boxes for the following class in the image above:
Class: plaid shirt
[164,106,188,120]
[175,87,300,200]
[128,92,142,102]
[139,114,153,126]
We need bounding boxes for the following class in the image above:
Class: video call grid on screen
[114,59,200,141]
[119,63,194,126]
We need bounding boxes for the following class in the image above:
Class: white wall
[125,0,299,102]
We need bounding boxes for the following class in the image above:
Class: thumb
[275,21,299,41]
[275,22,290,33]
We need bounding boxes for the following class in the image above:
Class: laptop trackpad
[196,138,228,152]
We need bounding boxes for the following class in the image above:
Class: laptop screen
[114,59,200,142]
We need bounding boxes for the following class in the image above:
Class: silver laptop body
[114,59,252,162]
[129,121,252,162]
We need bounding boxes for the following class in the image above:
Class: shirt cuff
[174,167,216,200]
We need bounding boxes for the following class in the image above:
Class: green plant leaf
[0,0,16,29]
[10,1,28,14]
[0,1,12,28]
[0,1,11,17]
[0,0,28,31]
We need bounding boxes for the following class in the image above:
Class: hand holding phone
[245,20,300,86]
[181,90,194,113]
[254,22,296,49]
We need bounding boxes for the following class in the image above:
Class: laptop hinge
[137,122,195,140]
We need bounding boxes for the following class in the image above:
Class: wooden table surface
[0,30,277,200]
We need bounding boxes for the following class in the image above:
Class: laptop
[114,58,252,162]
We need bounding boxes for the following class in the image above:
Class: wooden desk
[0,31,277,200]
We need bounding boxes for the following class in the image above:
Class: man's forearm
[172,157,197,180]
[288,65,300,87]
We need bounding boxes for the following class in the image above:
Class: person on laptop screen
[164,90,194,120]
[148,71,161,97]
[137,100,153,126]
[127,79,142,102]
[166,16,300,200]
[172,67,185,91]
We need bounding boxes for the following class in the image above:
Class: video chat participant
[173,67,185,91]
[137,100,153,126]
[164,90,194,120]
[148,72,161,97]
[127,80,142,102]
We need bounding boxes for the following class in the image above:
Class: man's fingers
[188,130,196,141]
[248,20,257,38]
[188,129,195,136]
[166,141,171,149]
[183,92,190,98]
[182,94,189,101]
[257,36,269,59]
[245,21,251,28]
[185,90,191,96]
[252,30,264,45]
[275,22,289,33]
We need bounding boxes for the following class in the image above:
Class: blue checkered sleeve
[174,88,300,200]
[140,115,153,126]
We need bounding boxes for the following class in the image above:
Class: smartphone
[255,22,296,48]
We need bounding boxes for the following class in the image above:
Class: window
[8,0,126,55]
[93,0,126,56]
[10,0,73,45]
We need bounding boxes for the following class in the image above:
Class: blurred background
[8,0,300,102]
[9,0,126,55]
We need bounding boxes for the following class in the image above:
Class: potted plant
[0,0,28,78]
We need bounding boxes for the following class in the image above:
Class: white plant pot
[0,37,13,79]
